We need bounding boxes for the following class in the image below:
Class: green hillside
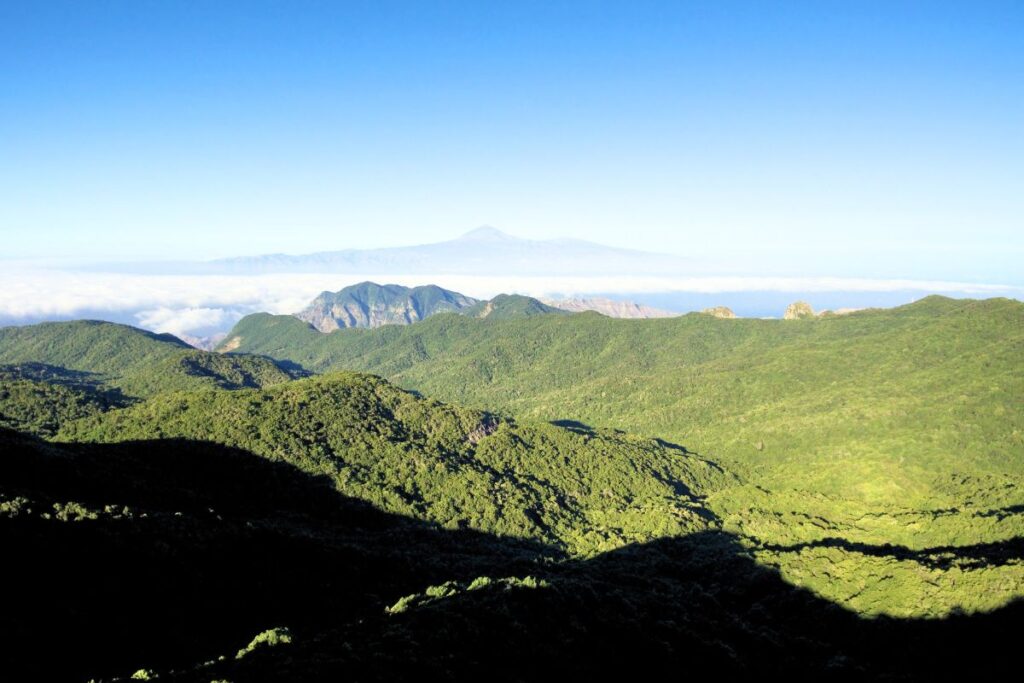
[220,296,1023,502]
[3,297,1023,677]
[0,320,303,398]
[60,372,729,555]
[218,295,1024,615]
[462,293,569,319]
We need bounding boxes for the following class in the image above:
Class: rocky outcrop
[296,282,478,332]
[784,301,815,320]
[702,306,737,319]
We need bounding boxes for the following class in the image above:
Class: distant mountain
[292,282,568,332]
[297,282,479,332]
[542,296,679,318]
[193,226,691,276]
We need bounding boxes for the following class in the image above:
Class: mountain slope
[60,372,731,555]
[0,320,303,398]
[297,282,479,332]
[216,296,1024,615]
[219,296,1024,500]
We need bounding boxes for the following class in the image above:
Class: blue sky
[2,1,1022,283]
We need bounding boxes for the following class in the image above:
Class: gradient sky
[2,1,1022,283]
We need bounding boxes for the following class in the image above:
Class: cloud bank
[0,266,1018,341]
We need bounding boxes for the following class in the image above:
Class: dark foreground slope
[0,428,548,681]
[3,427,1023,682]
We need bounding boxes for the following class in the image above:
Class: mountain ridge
[187,227,692,276]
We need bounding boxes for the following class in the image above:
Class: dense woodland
[1,296,1022,680]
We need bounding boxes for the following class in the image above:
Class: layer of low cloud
[134,307,240,338]
[0,266,1018,340]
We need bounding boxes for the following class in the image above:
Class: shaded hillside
[0,320,304,398]
[3,427,1023,682]
[61,372,730,555]
[0,363,129,437]
[0,428,549,681]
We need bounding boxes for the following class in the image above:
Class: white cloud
[134,307,238,337]
[0,265,1018,337]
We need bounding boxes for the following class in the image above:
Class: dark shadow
[761,535,1024,570]
[187,530,1024,682]
[270,357,313,377]
[652,436,694,455]
[549,419,595,435]
[0,429,556,682]
[3,427,1024,681]
[977,503,1024,519]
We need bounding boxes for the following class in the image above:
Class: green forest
[1,296,1022,680]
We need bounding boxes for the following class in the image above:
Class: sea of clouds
[0,265,1018,344]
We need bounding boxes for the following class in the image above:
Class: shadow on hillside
[261,356,312,378]
[196,530,1024,682]
[762,535,1024,570]
[549,419,702,459]
[549,418,595,435]
[0,429,555,681]
[2,428,1023,681]
[0,361,132,406]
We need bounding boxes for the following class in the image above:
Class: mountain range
[113,226,692,276]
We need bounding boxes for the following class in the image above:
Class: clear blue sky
[2,1,1021,283]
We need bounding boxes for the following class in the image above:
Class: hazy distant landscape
[3,2,1022,681]
[3,227,1019,348]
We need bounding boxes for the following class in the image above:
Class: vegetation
[0,320,303,398]
[61,372,728,554]
[462,293,568,319]
[218,295,1024,614]
[0,363,128,436]
[3,428,1023,682]
[220,295,1023,500]
[2,296,1023,678]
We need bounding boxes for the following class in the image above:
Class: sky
[2,1,1022,285]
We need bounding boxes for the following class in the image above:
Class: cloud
[0,265,1019,337]
[134,307,239,337]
